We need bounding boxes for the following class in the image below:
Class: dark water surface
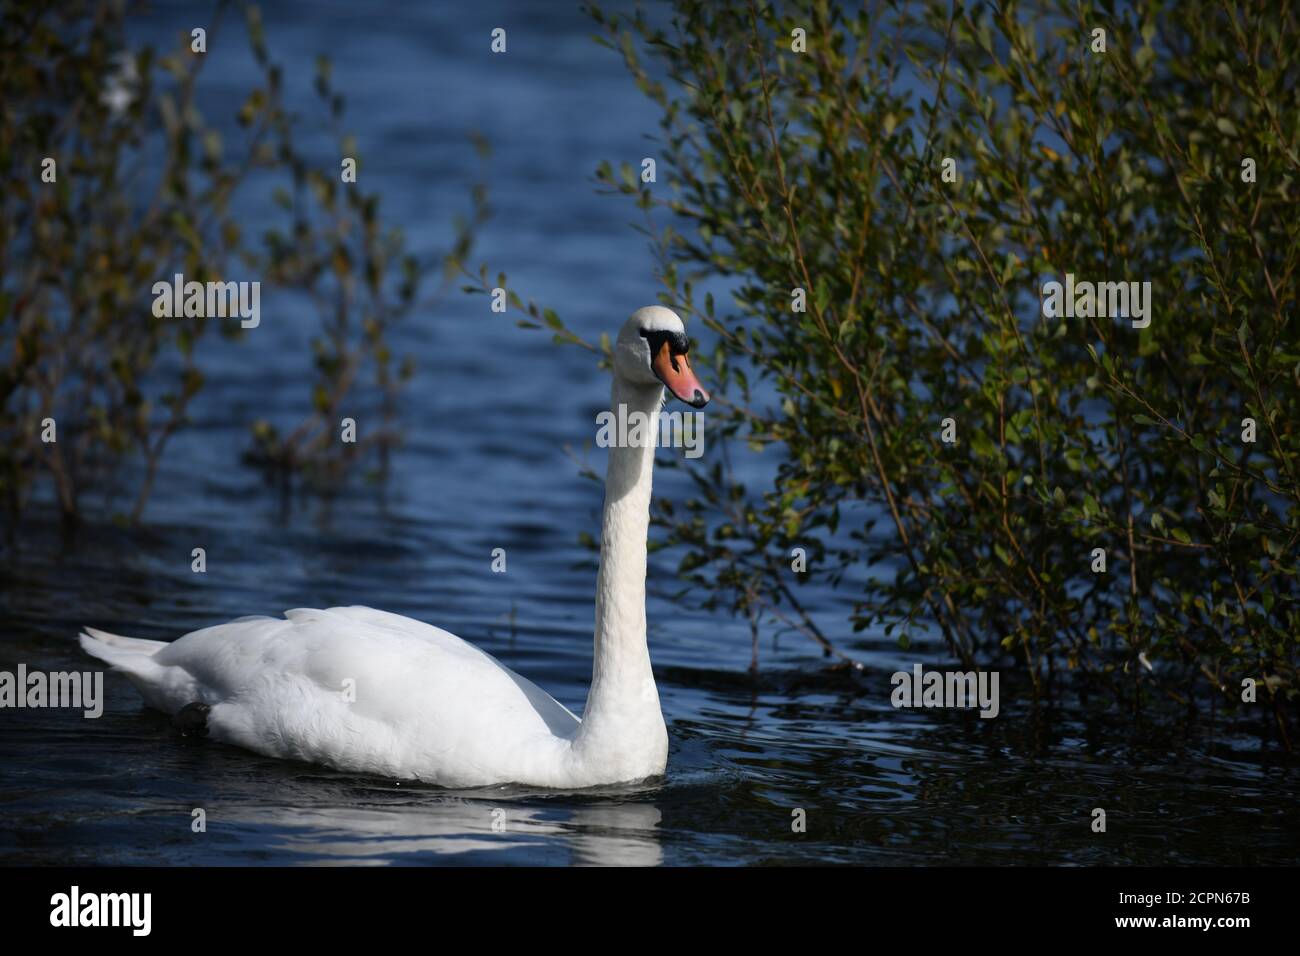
[2,1,1297,866]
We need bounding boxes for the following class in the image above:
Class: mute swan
[80,306,709,789]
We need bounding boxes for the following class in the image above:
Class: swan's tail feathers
[80,626,167,656]
[79,630,160,674]
[79,628,184,713]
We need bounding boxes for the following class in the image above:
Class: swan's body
[80,307,708,788]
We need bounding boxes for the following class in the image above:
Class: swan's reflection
[228,794,663,866]
[565,803,663,866]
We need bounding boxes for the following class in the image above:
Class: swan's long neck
[572,375,668,773]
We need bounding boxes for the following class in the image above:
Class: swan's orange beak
[651,340,710,408]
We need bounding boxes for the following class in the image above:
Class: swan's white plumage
[80,307,694,789]
[82,607,585,788]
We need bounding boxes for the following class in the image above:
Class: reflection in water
[243,798,662,866]
[566,804,663,867]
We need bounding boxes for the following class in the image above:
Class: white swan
[80,306,709,789]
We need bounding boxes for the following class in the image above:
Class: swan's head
[614,306,710,408]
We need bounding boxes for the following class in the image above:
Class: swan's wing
[324,605,506,661]
[323,605,581,727]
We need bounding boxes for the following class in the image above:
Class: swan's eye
[638,329,689,369]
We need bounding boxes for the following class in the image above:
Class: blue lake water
[1,0,1297,866]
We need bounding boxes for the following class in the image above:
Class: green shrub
[0,1,475,523]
